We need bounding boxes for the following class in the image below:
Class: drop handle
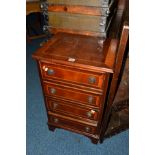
[42,66,55,75]
[53,103,58,109]
[85,127,90,132]
[88,76,96,84]
[87,110,96,118]
[54,118,59,123]
[50,88,56,94]
[88,96,94,104]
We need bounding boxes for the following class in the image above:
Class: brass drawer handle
[87,110,96,118]
[88,96,94,104]
[88,76,96,84]
[43,66,55,75]
[54,118,59,123]
[53,102,58,109]
[87,111,92,118]
[50,88,56,94]
[85,127,90,132]
[47,69,55,75]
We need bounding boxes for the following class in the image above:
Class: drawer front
[48,0,111,7]
[43,82,101,107]
[48,114,97,134]
[48,12,109,33]
[46,98,99,121]
[41,62,105,89]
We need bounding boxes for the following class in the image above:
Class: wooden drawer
[43,81,101,107]
[48,113,97,134]
[46,97,99,121]
[40,62,105,89]
[48,0,112,7]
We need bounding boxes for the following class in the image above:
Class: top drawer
[47,0,112,7]
[40,62,105,89]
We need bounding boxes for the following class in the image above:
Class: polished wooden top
[32,32,118,73]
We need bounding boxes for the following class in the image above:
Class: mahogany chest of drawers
[31,0,129,144]
[32,32,118,144]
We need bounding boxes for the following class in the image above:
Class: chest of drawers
[31,0,129,144]
[32,32,118,144]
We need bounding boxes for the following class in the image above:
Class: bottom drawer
[48,113,97,135]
